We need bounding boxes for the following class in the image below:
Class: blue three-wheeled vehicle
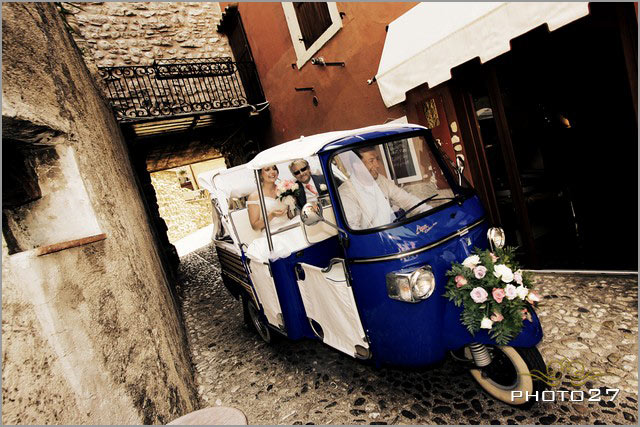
[199,124,547,407]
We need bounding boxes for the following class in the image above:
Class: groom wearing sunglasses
[289,159,328,211]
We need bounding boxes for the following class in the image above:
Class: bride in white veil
[336,150,395,229]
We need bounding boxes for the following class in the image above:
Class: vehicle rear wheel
[246,298,272,344]
[469,346,547,408]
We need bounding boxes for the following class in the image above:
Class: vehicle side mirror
[455,155,465,186]
[301,202,323,226]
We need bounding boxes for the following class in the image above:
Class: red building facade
[220,2,416,147]
[220,2,637,271]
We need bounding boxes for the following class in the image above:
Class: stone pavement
[178,244,638,425]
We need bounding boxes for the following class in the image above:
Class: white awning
[376,2,590,107]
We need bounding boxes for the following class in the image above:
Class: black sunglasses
[292,165,309,176]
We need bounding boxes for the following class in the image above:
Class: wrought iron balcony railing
[98,58,265,122]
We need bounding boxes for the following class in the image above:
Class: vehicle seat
[229,208,263,246]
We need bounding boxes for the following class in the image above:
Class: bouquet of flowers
[275,179,301,214]
[443,247,541,345]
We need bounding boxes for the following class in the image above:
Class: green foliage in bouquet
[443,247,541,345]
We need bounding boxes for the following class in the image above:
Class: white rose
[462,255,480,269]
[480,317,493,329]
[527,291,541,303]
[493,264,512,280]
[516,285,529,300]
[501,270,514,283]
[320,183,327,192]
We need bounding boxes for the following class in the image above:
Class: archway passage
[120,107,269,275]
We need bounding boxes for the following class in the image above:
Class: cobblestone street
[179,244,638,425]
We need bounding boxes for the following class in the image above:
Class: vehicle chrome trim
[321,258,346,273]
[271,222,300,236]
[255,169,274,251]
[228,211,243,249]
[301,216,312,245]
[350,218,485,264]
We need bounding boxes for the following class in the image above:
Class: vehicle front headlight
[487,227,506,250]
[386,266,436,303]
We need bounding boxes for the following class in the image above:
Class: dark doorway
[457,3,637,270]
[218,4,266,105]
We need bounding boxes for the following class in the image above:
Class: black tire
[246,298,273,344]
[469,346,547,408]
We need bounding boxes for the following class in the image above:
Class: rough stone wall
[151,170,212,243]
[2,3,198,424]
[61,2,232,69]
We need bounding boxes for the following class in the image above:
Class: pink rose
[490,252,499,263]
[455,275,467,288]
[513,271,523,285]
[492,287,506,304]
[504,284,517,300]
[490,312,504,322]
[473,265,487,279]
[470,287,488,304]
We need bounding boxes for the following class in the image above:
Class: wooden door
[405,83,501,227]
[219,5,265,104]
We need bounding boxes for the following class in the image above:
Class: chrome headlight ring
[386,266,436,303]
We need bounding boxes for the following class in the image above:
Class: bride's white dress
[246,196,290,229]
[246,196,307,261]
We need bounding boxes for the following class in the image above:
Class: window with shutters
[282,2,342,69]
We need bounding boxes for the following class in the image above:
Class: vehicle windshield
[330,135,458,231]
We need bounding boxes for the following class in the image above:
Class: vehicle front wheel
[469,346,547,408]
[246,298,273,344]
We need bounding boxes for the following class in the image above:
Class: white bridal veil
[336,151,394,229]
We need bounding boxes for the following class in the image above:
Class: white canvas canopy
[375,2,590,107]
[204,123,426,261]
[247,123,423,170]
[196,168,226,196]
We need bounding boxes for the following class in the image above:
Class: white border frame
[379,116,423,184]
[282,2,342,69]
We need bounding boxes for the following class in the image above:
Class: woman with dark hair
[247,165,292,231]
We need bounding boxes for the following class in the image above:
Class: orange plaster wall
[221,2,418,147]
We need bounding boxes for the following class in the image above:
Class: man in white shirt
[337,147,430,229]
[357,146,428,212]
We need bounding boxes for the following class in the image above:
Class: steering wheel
[393,194,438,223]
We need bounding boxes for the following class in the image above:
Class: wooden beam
[35,233,107,256]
